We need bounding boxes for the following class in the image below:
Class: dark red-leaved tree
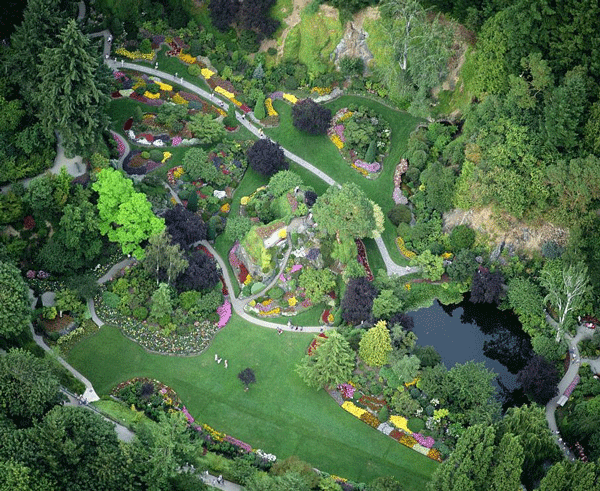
[292,99,332,135]
[470,266,505,304]
[247,139,288,177]
[518,355,560,405]
[176,250,219,292]
[341,276,378,325]
[388,312,415,331]
[164,205,207,250]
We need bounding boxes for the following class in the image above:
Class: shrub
[387,204,412,226]
[133,306,148,321]
[102,291,121,308]
[284,76,298,90]
[541,240,564,259]
[449,224,476,251]
[179,290,201,311]
[254,93,266,120]
[251,282,265,295]
[188,64,202,76]
[378,406,389,423]
[146,82,160,94]
[409,388,420,399]
[291,98,332,136]
[407,417,425,433]
[149,149,164,162]
[267,47,277,56]
[139,38,152,54]
[425,405,435,417]
[135,85,146,96]
[268,287,284,299]
[141,151,150,159]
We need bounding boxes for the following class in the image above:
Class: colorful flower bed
[342,401,367,419]
[337,383,356,399]
[392,159,409,205]
[307,333,328,355]
[360,411,381,428]
[217,300,232,328]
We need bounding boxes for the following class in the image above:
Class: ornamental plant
[359,320,392,367]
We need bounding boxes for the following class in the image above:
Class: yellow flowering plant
[201,68,215,79]
[161,152,172,163]
[342,401,367,419]
[329,134,344,150]
[265,98,278,116]
[288,297,297,307]
[172,93,188,105]
[389,415,412,434]
[144,91,160,99]
[283,93,298,104]
[178,53,197,64]
[215,86,235,99]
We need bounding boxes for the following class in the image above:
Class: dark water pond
[410,296,533,409]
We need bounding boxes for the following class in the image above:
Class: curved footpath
[545,314,600,459]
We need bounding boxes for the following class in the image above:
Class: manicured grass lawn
[67,319,437,488]
[266,96,422,266]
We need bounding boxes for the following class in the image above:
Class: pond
[410,296,532,409]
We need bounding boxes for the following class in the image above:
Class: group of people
[214,353,228,368]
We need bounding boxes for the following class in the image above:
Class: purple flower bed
[270,91,284,100]
[171,136,183,146]
[290,264,303,273]
[354,159,381,173]
[412,432,435,448]
[152,34,165,45]
[337,383,356,399]
[224,435,252,453]
[182,406,195,423]
[334,124,345,141]
[217,300,231,328]
[145,161,164,173]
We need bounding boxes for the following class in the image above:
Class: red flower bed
[225,126,238,131]
[359,395,386,412]
[240,104,252,113]
[389,429,404,442]
[321,309,331,323]
[238,263,249,284]
[138,133,154,142]
[220,276,228,296]
[355,239,374,281]
[111,91,122,98]
[123,117,133,131]
[308,333,328,355]
[196,244,213,258]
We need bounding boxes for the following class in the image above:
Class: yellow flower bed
[396,237,416,259]
[342,401,367,419]
[201,68,215,79]
[262,299,272,306]
[173,166,185,179]
[338,111,353,122]
[311,86,332,95]
[406,377,419,387]
[351,164,369,176]
[115,47,154,61]
[215,86,235,99]
[441,252,453,259]
[329,134,344,149]
[283,93,298,104]
[240,196,249,205]
[161,152,172,163]
[389,415,412,434]
[327,313,334,323]
[330,475,347,483]
[172,93,188,105]
[217,108,227,117]
[288,297,297,307]
[265,98,278,116]
[259,307,281,316]
[178,53,197,64]
[144,91,160,99]
[230,98,243,107]
[220,203,230,213]
[278,228,287,238]
[202,424,224,442]
[156,81,173,92]
[244,274,252,285]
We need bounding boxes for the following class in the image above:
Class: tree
[390,354,421,384]
[448,225,476,251]
[253,93,266,120]
[517,355,559,405]
[238,368,256,389]
[410,250,444,280]
[93,168,165,259]
[225,215,253,242]
[164,205,207,250]
[446,249,478,282]
[341,276,378,325]
[296,331,355,390]
[247,139,288,177]
[182,147,229,186]
[313,183,382,241]
[359,320,393,367]
[390,324,417,354]
[187,112,226,146]
[34,20,109,156]
[54,288,84,316]
[298,267,336,302]
[538,460,600,491]
[143,232,188,286]
[268,170,304,198]
[470,266,505,304]
[540,260,590,341]
[413,345,441,368]
[506,277,546,337]
[372,289,402,319]
[0,261,30,340]
[150,283,174,321]
[0,349,61,426]
[291,99,332,135]
[208,0,238,32]
[367,476,404,491]
[176,250,220,293]
[419,161,456,213]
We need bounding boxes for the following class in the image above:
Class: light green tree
[54,288,84,317]
[93,168,164,259]
[187,112,226,146]
[34,20,109,156]
[372,289,402,319]
[359,320,393,367]
[150,283,173,321]
[410,250,444,280]
[0,261,31,340]
[296,331,356,390]
[268,170,304,198]
[298,267,336,302]
[390,354,421,384]
[143,232,188,286]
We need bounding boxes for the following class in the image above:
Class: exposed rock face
[331,22,373,75]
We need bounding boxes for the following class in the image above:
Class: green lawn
[266,96,422,266]
[67,319,437,488]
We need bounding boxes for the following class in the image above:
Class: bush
[146,82,160,94]
[409,388,420,399]
[449,224,476,251]
[141,151,150,159]
[425,405,435,417]
[102,291,121,308]
[378,406,389,423]
[387,204,412,226]
[251,282,265,295]
[139,38,152,54]
[407,417,425,433]
[133,306,148,321]
[254,93,266,120]
[291,99,332,136]
[268,287,284,299]
[284,76,298,90]
[149,149,164,162]
[188,64,202,76]
[541,241,564,259]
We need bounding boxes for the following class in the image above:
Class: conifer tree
[359,320,393,367]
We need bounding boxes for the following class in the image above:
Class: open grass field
[67,319,437,488]
[266,96,422,265]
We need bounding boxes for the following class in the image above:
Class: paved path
[545,315,599,459]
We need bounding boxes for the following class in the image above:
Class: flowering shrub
[26,270,36,279]
[217,301,232,328]
[201,68,215,79]
[311,86,332,96]
[161,152,172,163]
[290,264,303,274]
[37,271,50,279]
[178,53,197,64]
[115,47,154,61]
[144,91,160,99]
[412,432,435,448]
[224,435,252,453]
[329,134,344,150]
[220,203,230,213]
[288,296,297,306]
[215,86,235,99]
[337,383,356,399]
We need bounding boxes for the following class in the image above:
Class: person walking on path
[224,360,228,369]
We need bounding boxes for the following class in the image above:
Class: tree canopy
[292,99,332,135]
[0,261,31,340]
[247,139,288,177]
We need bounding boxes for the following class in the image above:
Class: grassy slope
[266,96,422,265]
[67,320,437,488]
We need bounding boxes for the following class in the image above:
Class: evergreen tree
[296,331,356,390]
[0,261,31,340]
[359,320,393,367]
[34,19,109,157]
[150,283,173,321]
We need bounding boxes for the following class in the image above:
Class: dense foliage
[292,99,332,135]
[247,139,288,177]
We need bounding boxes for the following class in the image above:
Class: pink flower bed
[171,136,183,146]
[182,406,195,423]
[334,124,345,141]
[354,159,381,173]
[412,432,435,448]
[217,300,232,328]
[337,383,356,399]
[290,264,303,274]
[564,375,580,398]
[112,133,126,157]
[228,243,242,268]
[224,435,252,453]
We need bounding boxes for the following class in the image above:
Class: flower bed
[396,236,416,259]
[563,374,580,398]
[358,394,386,412]
[217,300,231,328]
[360,411,381,428]
[337,383,356,399]
[342,401,367,419]
[307,333,328,355]
[355,239,373,281]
